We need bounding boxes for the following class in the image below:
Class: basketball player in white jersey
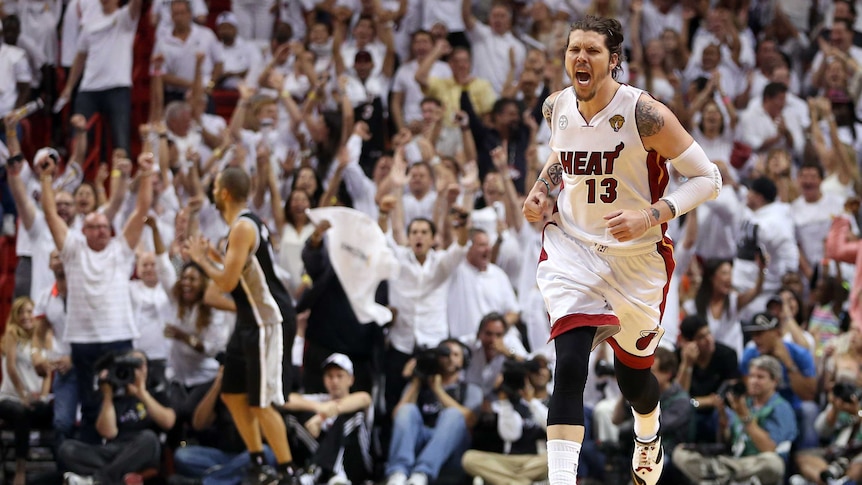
[522,16,722,485]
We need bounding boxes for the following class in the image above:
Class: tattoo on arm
[661,198,677,217]
[650,207,660,221]
[635,97,665,137]
[547,163,563,186]
[542,96,554,126]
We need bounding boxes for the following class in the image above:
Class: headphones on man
[438,338,472,371]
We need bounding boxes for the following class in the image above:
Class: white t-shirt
[447,261,520,341]
[60,233,139,343]
[221,37,264,90]
[0,43,32,117]
[77,4,139,91]
[34,282,71,357]
[149,0,208,37]
[792,192,846,267]
[421,0,464,31]
[61,0,102,67]
[467,22,526,95]
[24,211,57,299]
[130,271,173,361]
[153,24,223,91]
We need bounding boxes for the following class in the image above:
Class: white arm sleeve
[662,141,722,217]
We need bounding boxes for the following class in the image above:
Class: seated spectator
[463,359,549,485]
[675,315,741,444]
[793,377,862,484]
[171,366,276,485]
[741,312,820,451]
[0,297,53,485]
[60,350,176,485]
[464,313,526,399]
[384,339,482,485]
[673,355,798,485]
[283,353,374,484]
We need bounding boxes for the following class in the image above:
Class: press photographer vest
[417,381,468,427]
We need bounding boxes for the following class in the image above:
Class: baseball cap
[742,312,779,333]
[216,11,239,27]
[322,353,354,376]
[354,50,373,63]
[34,147,60,165]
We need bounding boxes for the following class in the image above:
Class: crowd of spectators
[2,0,862,484]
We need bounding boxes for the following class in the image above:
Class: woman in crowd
[0,297,52,485]
[683,258,765,357]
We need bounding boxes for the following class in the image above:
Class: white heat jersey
[549,84,669,249]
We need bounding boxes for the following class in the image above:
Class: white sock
[633,404,661,442]
[547,439,581,485]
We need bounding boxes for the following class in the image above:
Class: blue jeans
[796,401,820,450]
[174,445,275,485]
[71,340,133,444]
[74,86,131,155]
[385,404,471,480]
[53,367,79,469]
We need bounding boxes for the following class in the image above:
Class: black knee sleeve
[547,327,596,426]
[615,360,660,414]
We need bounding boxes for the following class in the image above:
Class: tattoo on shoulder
[635,98,665,137]
[650,207,660,221]
[542,96,554,122]
[547,163,563,185]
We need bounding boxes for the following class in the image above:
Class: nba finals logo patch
[609,114,625,132]
[559,115,568,130]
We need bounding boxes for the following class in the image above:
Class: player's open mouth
[576,72,591,85]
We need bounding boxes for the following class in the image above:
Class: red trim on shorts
[657,236,675,320]
[550,313,620,340]
[607,338,655,369]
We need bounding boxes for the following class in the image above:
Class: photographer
[463,359,549,485]
[464,313,526,399]
[793,379,862,484]
[59,350,176,484]
[383,339,482,485]
[673,355,798,485]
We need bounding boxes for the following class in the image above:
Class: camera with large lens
[95,352,144,395]
[413,345,450,380]
[821,457,850,482]
[718,379,747,407]
[499,360,529,402]
[833,381,862,403]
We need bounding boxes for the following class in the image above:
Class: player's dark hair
[567,15,626,80]
[219,167,251,202]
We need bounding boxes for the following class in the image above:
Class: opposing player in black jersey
[186,167,298,485]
